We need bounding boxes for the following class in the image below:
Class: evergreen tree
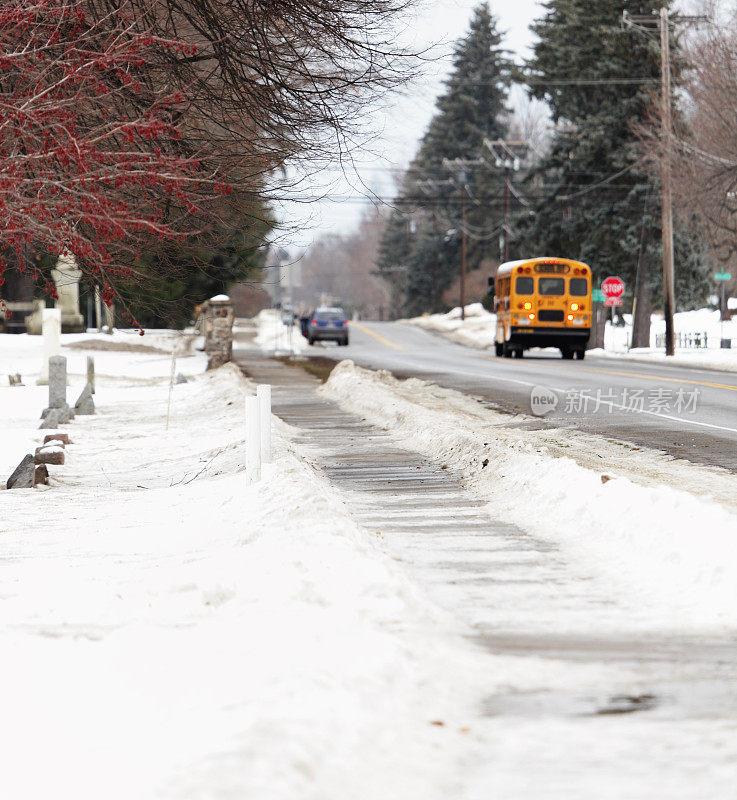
[115,205,274,328]
[515,0,710,340]
[377,2,512,314]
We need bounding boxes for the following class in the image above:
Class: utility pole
[443,158,483,321]
[659,6,676,357]
[623,9,706,357]
[484,139,529,264]
[460,176,467,319]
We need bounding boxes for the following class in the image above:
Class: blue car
[307,307,349,346]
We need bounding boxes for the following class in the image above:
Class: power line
[557,159,644,201]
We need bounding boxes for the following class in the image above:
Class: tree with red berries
[0,0,412,327]
[0,0,238,326]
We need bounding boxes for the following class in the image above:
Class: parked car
[306,307,349,346]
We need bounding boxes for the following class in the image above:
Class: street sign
[601,276,625,298]
[604,297,623,307]
[592,288,605,303]
[714,272,731,281]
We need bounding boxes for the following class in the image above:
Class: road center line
[350,322,405,350]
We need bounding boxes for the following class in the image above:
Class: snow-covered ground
[322,360,737,633]
[410,303,737,371]
[319,361,737,798]
[4,327,737,798]
[252,308,307,354]
[0,331,489,799]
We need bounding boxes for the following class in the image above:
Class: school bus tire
[494,342,503,357]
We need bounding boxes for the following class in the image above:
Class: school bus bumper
[509,327,590,348]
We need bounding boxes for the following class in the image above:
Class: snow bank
[596,307,737,370]
[322,361,737,632]
[0,339,485,799]
[254,308,307,354]
[409,303,497,350]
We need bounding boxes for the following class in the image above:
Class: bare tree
[296,208,392,318]
[663,9,737,290]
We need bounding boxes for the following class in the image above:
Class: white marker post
[257,384,272,464]
[39,308,62,384]
[245,395,262,483]
[165,352,176,430]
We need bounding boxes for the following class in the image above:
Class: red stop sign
[601,276,625,298]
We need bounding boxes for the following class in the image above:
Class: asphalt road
[307,320,737,471]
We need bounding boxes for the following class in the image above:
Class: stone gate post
[200,294,235,369]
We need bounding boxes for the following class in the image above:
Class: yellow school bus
[493,257,592,359]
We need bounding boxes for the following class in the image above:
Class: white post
[39,308,62,384]
[257,384,272,463]
[165,353,176,430]
[246,395,262,483]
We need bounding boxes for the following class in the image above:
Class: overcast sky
[270,0,544,255]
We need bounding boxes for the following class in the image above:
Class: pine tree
[515,0,710,342]
[376,2,512,314]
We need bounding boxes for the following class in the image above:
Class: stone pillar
[200,295,235,370]
[51,252,85,333]
[94,285,102,332]
[104,302,115,334]
[38,309,61,384]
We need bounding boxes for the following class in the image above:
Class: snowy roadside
[408,303,497,350]
[321,360,737,633]
[409,303,737,371]
[252,308,307,354]
[0,334,488,799]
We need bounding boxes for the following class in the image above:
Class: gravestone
[6,455,35,489]
[87,356,95,394]
[39,408,62,429]
[40,358,74,427]
[48,356,67,408]
[35,445,64,465]
[38,309,61,384]
[33,465,49,486]
[74,383,95,415]
[43,433,70,445]
[51,252,85,333]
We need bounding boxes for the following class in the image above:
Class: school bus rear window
[570,278,588,296]
[515,276,533,294]
[539,277,565,295]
